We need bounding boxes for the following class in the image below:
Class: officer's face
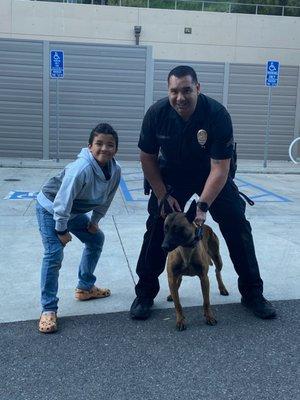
[168,75,200,120]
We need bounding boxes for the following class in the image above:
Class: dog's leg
[199,274,217,325]
[207,230,229,296]
[167,272,186,331]
[167,276,182,302]
[215,269,229,296]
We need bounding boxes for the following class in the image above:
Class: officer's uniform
[135,93,263,302]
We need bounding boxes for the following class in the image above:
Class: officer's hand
[194,209,206,226]
[87,222,99,234]
[58,232,72,246]
[159,195,181,218]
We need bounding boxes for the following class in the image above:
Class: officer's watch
[197,201,209,212]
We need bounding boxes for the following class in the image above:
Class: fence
[30,0,300,17]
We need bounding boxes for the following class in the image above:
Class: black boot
[130,297,154,320]
[241,296,277,319]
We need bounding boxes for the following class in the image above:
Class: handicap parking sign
[265,60,280,87]
[50,50,64,78]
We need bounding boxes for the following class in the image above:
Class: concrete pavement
[0,159,299,323]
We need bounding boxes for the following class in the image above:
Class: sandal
[75,285,111,301]
[38,312,58,334]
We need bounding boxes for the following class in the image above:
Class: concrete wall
[1,0,300,65]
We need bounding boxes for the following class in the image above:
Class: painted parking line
[120,174,292,203]
[4,176,291,204]
[235,177,291,202]
[4,191,38,200]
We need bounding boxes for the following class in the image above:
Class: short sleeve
[138,107,159,154]
[210,108,234,160]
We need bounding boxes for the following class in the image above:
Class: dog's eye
[174,227,183,235]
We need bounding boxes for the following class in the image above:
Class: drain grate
[4,178,21,182]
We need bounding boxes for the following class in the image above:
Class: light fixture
[134,25,142,45]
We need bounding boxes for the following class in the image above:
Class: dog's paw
[167,294,173,302]
[205,316,217,326]
[176,320,187,331]
[219,288,229,296]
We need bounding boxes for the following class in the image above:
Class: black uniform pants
[135,177,263,301]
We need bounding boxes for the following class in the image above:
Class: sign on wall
[50,50,64,78]
[265,60,280,87]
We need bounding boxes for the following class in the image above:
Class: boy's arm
[90,168,121,225]
[53,172,84,233]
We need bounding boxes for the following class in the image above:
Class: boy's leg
[36,202,64,312]
[68,214,105,291]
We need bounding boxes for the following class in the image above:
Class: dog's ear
[185,200,197,224]
[163,199,174,215]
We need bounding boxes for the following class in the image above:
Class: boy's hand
[87,222,99,234]
[58,232,72,246]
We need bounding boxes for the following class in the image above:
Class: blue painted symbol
[50,50,64,78]
[119,174,291,203]
[5,191,38,200]
[265,60,280,87]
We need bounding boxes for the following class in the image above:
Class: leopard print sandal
[38,312,58,333]
[75,285,111,301]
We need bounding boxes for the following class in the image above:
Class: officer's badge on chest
[197,129,208,147]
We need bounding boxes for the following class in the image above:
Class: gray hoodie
[37,148,121,232]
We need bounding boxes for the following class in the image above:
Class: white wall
[1,0,300,65]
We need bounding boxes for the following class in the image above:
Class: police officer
[130,65,276,321]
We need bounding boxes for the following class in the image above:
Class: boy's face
[88,133,117,166]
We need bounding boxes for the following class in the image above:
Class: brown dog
[162,200,229,331]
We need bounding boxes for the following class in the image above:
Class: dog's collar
[183,223,203,248]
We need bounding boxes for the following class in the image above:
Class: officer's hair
[167,65,198,85]
[88,123,118,150]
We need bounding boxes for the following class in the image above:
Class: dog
[162,200,229,331]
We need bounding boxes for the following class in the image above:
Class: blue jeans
[36,202,105,312]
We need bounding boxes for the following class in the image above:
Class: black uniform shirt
[138,93,234,184]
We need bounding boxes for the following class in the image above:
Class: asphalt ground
[0,159,300,399]
[1,300,299,400]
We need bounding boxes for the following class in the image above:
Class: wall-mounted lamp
[134,25,142,46]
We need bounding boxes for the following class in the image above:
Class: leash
[144,187,173,262]
[194,223,203,241]
[181,222,203,248]
[157,190,172,218]
[238,191,255,206]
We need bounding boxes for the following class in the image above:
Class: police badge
[197,129,207,146]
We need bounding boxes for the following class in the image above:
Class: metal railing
[31,1,300,17]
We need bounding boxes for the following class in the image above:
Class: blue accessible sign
[50,50,64,78]
[265,60,280,87]
[5,191,38,200]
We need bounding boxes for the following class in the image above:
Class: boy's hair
[167,65,198,85]
[89,123,118,150]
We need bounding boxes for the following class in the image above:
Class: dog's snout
[161,242,170,252]
[162,239,178,253]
